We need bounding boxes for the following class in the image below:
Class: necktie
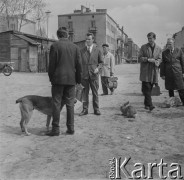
[87,47,90,53]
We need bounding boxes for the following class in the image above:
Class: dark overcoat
[48,38,82,85]
[80,45,103,80]
[160,48,184,90]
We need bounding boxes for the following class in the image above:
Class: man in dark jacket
[47,27,82,136]
[160,38,184,105]
[79,33,103,116]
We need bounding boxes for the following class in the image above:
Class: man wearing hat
[160,38,184,105]
[47,27,82,136]
[139,32,162,111]
[100,43,115,95]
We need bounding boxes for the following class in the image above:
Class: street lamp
[45,10,51,38]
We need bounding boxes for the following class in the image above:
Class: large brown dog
[16,95,65,136]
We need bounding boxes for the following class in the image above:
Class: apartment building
[58,5,128,64]
[173,26,184,50]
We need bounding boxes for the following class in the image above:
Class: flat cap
[58,27,68,33]
[102,43,109,47]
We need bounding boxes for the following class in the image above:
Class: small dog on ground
[161,96,182,108]
[120,101,137,118]
[16,95,77,136]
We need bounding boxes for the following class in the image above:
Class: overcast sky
[44,0,184,47]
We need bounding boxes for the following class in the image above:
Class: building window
[91,20,96,28]
[68,16,71,19]
[68,21,73,30]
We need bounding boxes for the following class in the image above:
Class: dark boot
[46,127,60,136]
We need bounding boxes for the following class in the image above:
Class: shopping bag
[107,76,118,89]
[75,84,85,102]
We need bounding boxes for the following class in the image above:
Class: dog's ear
[124,101,129,106]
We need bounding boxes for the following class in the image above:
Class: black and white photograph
[0,0,184,179]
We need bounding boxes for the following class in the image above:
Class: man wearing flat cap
[100,43,115,95]
[160,38,184,105]
[47,27,82,136]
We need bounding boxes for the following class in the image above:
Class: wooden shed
[0,30,56,72]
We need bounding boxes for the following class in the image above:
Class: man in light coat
[100,43,115,95]
[139,32,162,111]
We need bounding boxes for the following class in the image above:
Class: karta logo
[109,157,183,179]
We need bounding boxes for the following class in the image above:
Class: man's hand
[155,60,160,67]
[161,76,165,80]
[148,58,155,63]
[94,68,99,74]
[110,72,114,76]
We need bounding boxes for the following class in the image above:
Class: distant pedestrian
[139,32,162,111]
[160,38,184,105]
[100,43,115,95]
[79,33,103,116]
[47,27,82,136]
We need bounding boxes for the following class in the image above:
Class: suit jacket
[100,52,115,77]
[48,38,82,85]
[160,48,184,90]
[139,43,162,83]
[80,45,103,80]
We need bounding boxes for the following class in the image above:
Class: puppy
[120,101,137,118]
[16,95,73,136]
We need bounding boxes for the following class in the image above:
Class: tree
[1,0,47,31]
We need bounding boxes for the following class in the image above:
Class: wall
[0,33,10,62]
[174,27,184,49]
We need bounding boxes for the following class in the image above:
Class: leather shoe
[145,106,150,110]
[94,110,101,115]
[79,109,88,116]
[149,106,155,111]
[46,131,60,136]
[101,93,108,96]
[65,130,75,135]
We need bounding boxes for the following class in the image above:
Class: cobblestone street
[0,63,184,180]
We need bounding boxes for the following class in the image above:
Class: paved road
[0,63,183,180]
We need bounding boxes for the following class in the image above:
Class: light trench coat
[100,52,115,77]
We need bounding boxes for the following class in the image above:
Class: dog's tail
[16,97,24,104]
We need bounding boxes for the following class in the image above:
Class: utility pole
[45,10,51,38]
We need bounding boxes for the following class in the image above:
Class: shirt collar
[87,44,93,52]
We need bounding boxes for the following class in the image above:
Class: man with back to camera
[47,27,82,136]
[139,32,162,111]
[79,33,103,116]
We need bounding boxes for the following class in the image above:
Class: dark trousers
[101,76,114,95]
[142,81,154,107]
[169,90,174,97]
[82,77,99,111]
[169,89,184,105]
[51,85,75,132]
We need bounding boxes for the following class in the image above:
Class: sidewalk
[0,64,184,180]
